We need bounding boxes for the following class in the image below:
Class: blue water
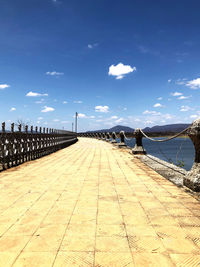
[117,137,195,171]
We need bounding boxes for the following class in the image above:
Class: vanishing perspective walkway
[0,138,200,266]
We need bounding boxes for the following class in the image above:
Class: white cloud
[123,107,127,111]
[61,121,69,124]
[143,110,161,116]
[190,114,198,119]
[134,118,141,122]
[26,91,48,97]
[177,95,191,100]
[63,101,67,104]
[73,100,83,104]
[110,116,118,120]
[78,113,86,118]
[171,92,182,96]
[180,105,192,112]
[88,43,98,49]
[10,107,16,112]
[35,99,45,104]
[153,103,163,108]
[108,63,136,79]
[175,78,187,85]
[46,71,64,76]
[168,79,172,83]
[53,119,59,122]
[115,118,124,124]
[186,78,200,89]
[157,97,163,100]
[95,105,109,113]
[0,84,10,90]
[37,117,43,120]
[90,116,95,119]
[144,120,153,124]
[41,106,55,112]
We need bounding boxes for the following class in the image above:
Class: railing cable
[140,125,191,142]
[123,132,133,141]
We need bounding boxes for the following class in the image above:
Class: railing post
[11,123,15,166]
[106,132,110,142]
[118,131,126,147]
[25,125,29,161]
[132,128,146,155]
[184,118,200,191]
[18,124,23,163]
[1,122,6,169]
[111,132,117,144]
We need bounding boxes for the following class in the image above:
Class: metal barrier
[0,122,77,170]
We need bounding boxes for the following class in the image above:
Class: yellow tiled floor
[0,138,200,266]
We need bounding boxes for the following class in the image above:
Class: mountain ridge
[85,123,190,133]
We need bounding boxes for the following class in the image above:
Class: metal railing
[0,122,77,170]
[78,118,200,192]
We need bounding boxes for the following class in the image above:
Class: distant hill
[86,125,134,133]
[142,123,190,133]
[85,123,190,134]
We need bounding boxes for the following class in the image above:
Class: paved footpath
[0,138,200,266]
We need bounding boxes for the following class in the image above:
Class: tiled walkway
[0,138,200,266]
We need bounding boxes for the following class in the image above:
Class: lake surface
[117,137,195,171]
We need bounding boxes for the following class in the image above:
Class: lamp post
[72,123,74,132]
[75,112,78,133]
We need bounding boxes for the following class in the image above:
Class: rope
[140,125,191,142]
[123,133,134,141]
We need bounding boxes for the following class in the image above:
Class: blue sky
[1,0,200,132]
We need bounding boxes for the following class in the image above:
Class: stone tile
[167,208,193,217]
[175,216,200,226]
[24,232,63,252]
[161,237,200,254]
[126,225,157,237]
[153,225,187,239]
[128,236,166,253]
[96,224,126,237]
[182,226,200,238]
[95,236,130,252]
[4,223,38,236]
[95,252,134,267]
[97,213,123,225]
[60,236,95,252]
[66,223,96,238]
[123,215,150,225]
[170,253,200,266]
[0,235,30,252]
[0,224,12,236]
[13,252,56,267]
[54,251,94,267]
[148,215,180,226]
[0,252,19,266]
[133,253,174,267]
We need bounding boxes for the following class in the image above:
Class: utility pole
[72,122,74,132]
[75,112,78,133]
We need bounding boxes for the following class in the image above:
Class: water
[118,137,195,171]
